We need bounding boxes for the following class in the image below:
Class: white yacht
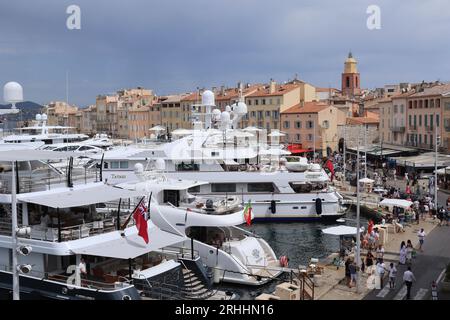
[0,150,210,300]
[1,114,89,146]
[115,164,283,286]
[89,136,344,221]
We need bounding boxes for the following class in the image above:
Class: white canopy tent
[259,148,291,156]
[359,178,375,184]
[243,126,263,132]
[268,130,286,137]
[379,199,413,209]
[149,125,166,132]
[322,225,365,236]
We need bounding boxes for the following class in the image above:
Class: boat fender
[270,200,276,214]
[279,256,289,267]
[315,198,322,215]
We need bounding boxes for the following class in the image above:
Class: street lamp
[356,125,362,293]
[3,81,23,300]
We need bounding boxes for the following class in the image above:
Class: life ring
[279,255,289,267]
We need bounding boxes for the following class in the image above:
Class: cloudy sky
[0,0,449,106]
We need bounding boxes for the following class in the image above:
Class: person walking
[349,260,357,288]
[376,258,387,288]
[417,228,426,251]
[388,262,397,289]
[403,267,416,300]
[345,258,351,287]
[406,240,414,265]
[399,241,407,265]
[376,244,385,260]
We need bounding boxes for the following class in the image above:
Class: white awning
[0,149,82,161]
[379,199,413,209]
[359,178,375,184]
[70,222,186,259]
[322,226,365,236]
[149,125,166,131]
[223,159,239,165]
[17,183,142,208]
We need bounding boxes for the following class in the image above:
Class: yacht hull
[0,270,141,300]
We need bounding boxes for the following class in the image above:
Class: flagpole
[121,196,145,230]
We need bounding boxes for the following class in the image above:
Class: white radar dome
[155,158,166,171]
[3,82,23,103]
[225,105,231,112]
[201,90,215,106]
[220,111,231,123]
[212,109,221,120]
[134,163,144,174]
[35,114,42,121]
[233,101,247,115]
[41,114,48,121]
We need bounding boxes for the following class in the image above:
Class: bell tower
[341,52,361,97]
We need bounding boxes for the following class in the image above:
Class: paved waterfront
[364,224,450,300]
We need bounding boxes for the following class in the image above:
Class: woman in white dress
[399,241,407,265]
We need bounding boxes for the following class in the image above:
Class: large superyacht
[89,89,345,221]
[0,149,221,300]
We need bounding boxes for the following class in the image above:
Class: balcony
[409,125,417,131]
[390,126,405,133]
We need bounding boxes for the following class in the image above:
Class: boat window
[66,145,79,151]
[111,161,119,169]
[301,206,307,209]
[293,206,299,209]
[248,183,274,192]
[289,182,313,193]
[176,162,199,171]
[188,185,201,193]
[119,161,129,169]
[79,146,93,151]
[211,183,236,193]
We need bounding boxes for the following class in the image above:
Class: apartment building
[281,101,346,155]
[162,94,190,130]
[241,80,316,131]
[405,83,450,151]
[96,94,118,137]
[128,105,151,140]
[44,101,78,127]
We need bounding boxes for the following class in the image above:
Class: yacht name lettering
[175,304,209,318]
[111,174,127,179]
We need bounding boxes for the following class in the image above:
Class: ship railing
[14,214,136,242]
[158,246,200,261]
[133,274,184,300]
[0,264,133,291]
[0,168,99,194]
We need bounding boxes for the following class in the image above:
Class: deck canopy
[0,149,82,162]
[17,183,142,208]
[70,222,186,259]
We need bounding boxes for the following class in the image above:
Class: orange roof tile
[282,102,331,114]
[347,117,379,125]
[247,83,300,97]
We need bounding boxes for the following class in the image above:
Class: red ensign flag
[133,200,149,244]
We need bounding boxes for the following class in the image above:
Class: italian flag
[243,200,252,226]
